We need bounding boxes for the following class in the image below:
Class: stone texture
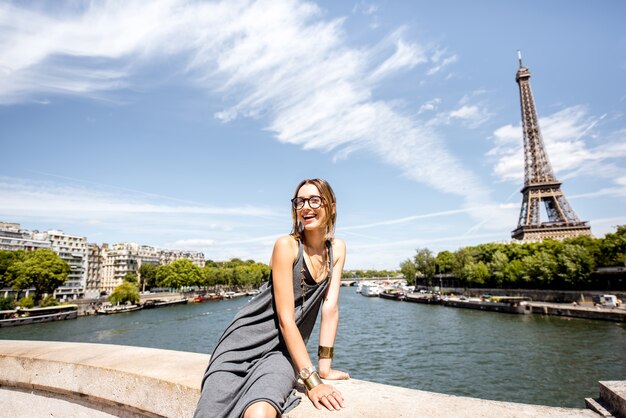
[600,381,626,418]
[0,340,606,418]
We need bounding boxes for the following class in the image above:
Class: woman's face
[295,183,327,231]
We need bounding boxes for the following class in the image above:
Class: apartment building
[160,249,205,267]
[100,243,161,293]
[32,230,88,300]
[2,220,206,296]
[0,222,52,252]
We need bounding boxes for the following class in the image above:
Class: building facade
[0,222,52,252]
[32,230,88,300]
[2,220,206,296]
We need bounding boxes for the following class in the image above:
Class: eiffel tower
[511,52,591,241]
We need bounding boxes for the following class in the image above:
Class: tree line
[342,269,400,279]
[400,225,626,290]
[0,250,270,308]
[138,258,270,291]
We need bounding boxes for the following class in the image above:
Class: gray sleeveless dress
[194,239,332,418]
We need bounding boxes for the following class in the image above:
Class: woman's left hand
[319,369,350,380]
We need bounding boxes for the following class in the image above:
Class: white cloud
[426,49,458,76]
[369,39,427,82]
[0,177,278,227]
[0,0,497,232]
[418,98,441,114]
[352,2,379,16]
[427,103,491,129]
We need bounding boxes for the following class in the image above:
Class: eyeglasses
[291,195,323,210]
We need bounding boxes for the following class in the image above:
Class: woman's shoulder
[330,237,346,256]
[273,235,300,254]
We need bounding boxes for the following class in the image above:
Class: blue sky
[1,0,625,269]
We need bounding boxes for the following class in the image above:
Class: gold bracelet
[318,345,334,359]
[304,371,323,391]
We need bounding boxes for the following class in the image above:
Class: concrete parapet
[0,340,610,417]
[599,381,626,418]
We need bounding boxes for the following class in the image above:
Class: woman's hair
[290,178,337,241]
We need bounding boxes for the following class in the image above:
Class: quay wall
[1,340,622,418]
[445,288,626,303]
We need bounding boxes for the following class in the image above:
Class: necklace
[300,241,332,309]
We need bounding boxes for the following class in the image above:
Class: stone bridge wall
[0,340,620,417]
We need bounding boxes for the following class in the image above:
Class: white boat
[356,282,364,294]
[360,283,381,297]
[96,304,143,315]
[0,305,78,328]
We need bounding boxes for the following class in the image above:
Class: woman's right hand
[307,383,345,411]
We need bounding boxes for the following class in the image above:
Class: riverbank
[2,340,623,417]
[402,292,626,322]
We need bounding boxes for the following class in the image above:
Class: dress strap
[295,238,304,266]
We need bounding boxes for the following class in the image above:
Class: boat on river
[223,291,247,299]
[192,293,224,303]
[360,282,382,297]
[142,298,188,309]
[379,288,406,301]
[96,304,143,315]
[0,304,78,328]
[442,296,532,314]
[404,293,442,304]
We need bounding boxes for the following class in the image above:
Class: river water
[1,287,624,408]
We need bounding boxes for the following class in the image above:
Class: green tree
[139,263,158,290]
[205,260,219,268]
[399,259,417,285]
[556,243,595,287]
[463,261,490,286]
[18,295,35,308]
[123,273,138,284]
[452,247,476,280]
[0,250,26,287]
[520,252,558,288]
[156,259,203,290]
[39,294,59,307]
[5,249,69,302]
[435,251,454,275]
[488,251,509,287]
[599,225,626,266]
[414,248,436,285]
[0,297,16,310]
[505,259,525,285]
[109,281,140,305]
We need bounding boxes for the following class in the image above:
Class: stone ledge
[0,340,603,418]
[599,381,626,418]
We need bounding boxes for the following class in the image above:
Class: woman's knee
[243,401,277,418]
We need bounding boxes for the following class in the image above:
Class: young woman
[195,178,349,418]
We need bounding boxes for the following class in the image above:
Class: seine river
[2,288,625,408]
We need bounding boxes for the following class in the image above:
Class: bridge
[1,340,624,417]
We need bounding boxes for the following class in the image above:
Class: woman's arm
[318,238,350,379]
[271,236,311,373]
[271,236,345,411]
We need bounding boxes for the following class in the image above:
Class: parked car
[593,294,621,307]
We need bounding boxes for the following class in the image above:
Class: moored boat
[142,298,188,309]
[442,296,531,314]
[379,288,406,301]
[404,293,442,304]
[360,282,381,297]
[223,291,246,299]
[192,293,224,303]
[96,304,143,315]
[0,304,78,328]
